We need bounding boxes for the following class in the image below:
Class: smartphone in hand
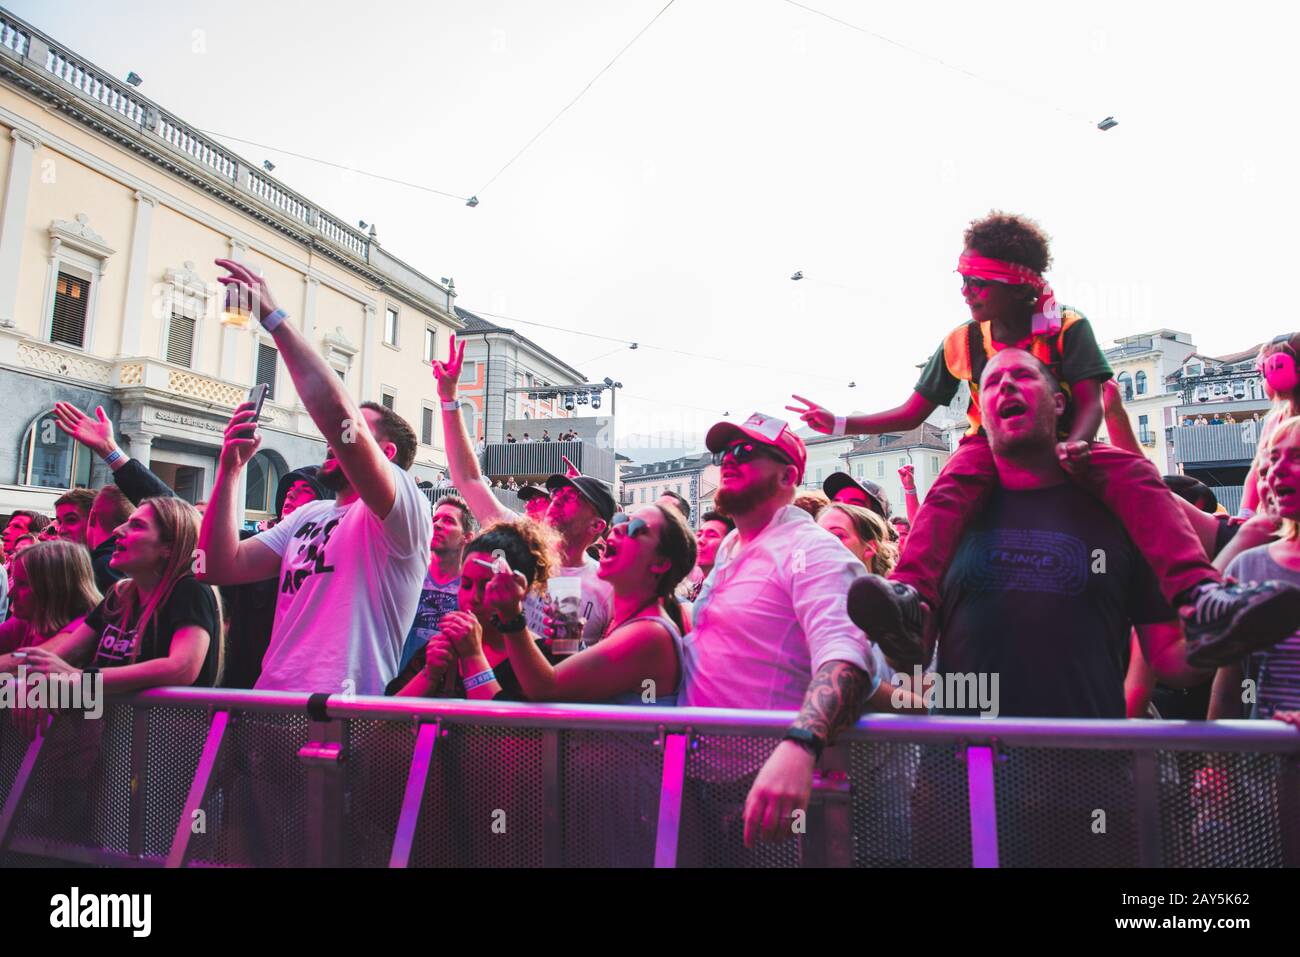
[242,383,269,438]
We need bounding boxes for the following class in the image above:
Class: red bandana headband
[957,252,1062,336]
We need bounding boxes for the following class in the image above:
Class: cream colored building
[0,11,460,522]
[1099,329,1197,474]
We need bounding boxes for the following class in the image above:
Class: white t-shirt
[680,505,880,710]
[252,462,432,695]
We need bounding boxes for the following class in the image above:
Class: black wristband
[782,727,825,760]
[492,612,528,634]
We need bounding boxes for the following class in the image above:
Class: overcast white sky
[11,0,1300,450]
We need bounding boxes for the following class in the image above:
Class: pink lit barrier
[0,689,1296,868]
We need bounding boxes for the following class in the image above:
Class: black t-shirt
[385,637,561,700]
[86,576,222,687]
[936,483,1172,719]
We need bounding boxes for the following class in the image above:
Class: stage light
[577,391,589,405]
[466,196,480,207]
[564,393,576,411]
[591,394,601,410]
[126,72,143,87]
[359,221,369,230]
[1097,116,1118,131]
[791,270,803,281]
[263,160,276,172]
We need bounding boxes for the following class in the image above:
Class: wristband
[82,666,100,679]
[462,668,496,691]
[261,308,288,333]
[441,400,461,412]
[832,415,847,436]
[103,448,125,468]
[492,612,528,634]
[904,487,918,497]
[1237,507,1256,519]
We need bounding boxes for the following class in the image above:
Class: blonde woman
[0,541,100,666]
[25,497,223,692]
[817,502,899,577]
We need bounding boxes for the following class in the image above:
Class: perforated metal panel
[410,725,545,868]
[142,707,213,858]
[1156,751,1285,867]
[562,729,663,867]
[678,734,800,867]
[879,743,973,866]
[187,712,309,867]
[993,747,1137,867]
[10,704,133,853]
[343,717,416,867]
[0,709,28,813]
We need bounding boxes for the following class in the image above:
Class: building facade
[619,452,718,528]
[1099,329,1198,474]
[0,11,462,521]
[841,423,951,516]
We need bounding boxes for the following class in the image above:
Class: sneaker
[847,576,933,668]
[1182,579,1300,668]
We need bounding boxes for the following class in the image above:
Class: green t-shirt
[914,309,1113,432]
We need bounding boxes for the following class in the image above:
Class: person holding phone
[197,260,430,696]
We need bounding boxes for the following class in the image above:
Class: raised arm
[215,259,395,519]
[788,391,936,437]
[431,334,510,525]
[197,403,284,586]
[53,403,172,503]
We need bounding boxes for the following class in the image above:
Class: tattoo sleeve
[792,659,872,745]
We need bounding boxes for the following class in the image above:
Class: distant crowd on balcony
[504,429,578,443]
[3,220,1300,852]
[1181,411,1264,426]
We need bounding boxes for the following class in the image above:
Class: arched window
[19,411,93,489]
[244,451,283,519]
[1135,371,1147,395]
[1116,372,1134,401]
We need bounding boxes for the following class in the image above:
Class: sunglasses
[711,441,792,468]
[610,513,649,537]
[959,275,1007,291]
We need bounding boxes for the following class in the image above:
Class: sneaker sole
[847,576,928,668]
[1185,582,1300,669]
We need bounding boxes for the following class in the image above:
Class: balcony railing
[420,484,524,515]
[0,10,454,317]
[0,688,1295,868]
[1138,429,1156,446]
[1172,423,1260,466]
[483,439,614,484]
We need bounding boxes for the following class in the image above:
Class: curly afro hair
[964,211,1053,275]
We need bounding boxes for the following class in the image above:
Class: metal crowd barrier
[0,688,1296,868]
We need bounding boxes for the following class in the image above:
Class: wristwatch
[492,612,528,634]
[782,727,824,760]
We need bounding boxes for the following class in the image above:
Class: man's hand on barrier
[431,334,465,402]
[742,740,815,848]
[440,611,484,658]
[1274,710,1300,731]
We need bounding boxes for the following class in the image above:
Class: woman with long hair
[391,517,556,699]
[817,502,898,577]
[23,497,223,691]
[0,541,101,663]
[441,503,696,705]
[1241,332,1300,517]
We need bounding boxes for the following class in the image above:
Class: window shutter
[381,392,395,410]
[256,343,278,399]
[51,273,89,347]
[422,407,434,446]
[166,310,196,366]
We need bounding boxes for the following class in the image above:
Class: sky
[10,0,1300,453]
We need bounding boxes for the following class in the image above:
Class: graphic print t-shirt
[398,571,461,671]
[85,577,221,687]
[1224,546,1300,719]
[252,462,432,696]
[936,483,1171,719]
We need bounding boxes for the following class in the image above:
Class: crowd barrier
[0,688,1296,868]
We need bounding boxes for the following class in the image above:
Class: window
[423,326,436,363]
[462,360,477,384]
[640,487,647,503]
[816,467,823,483]
[166,308,196,367]
[856,462,864,478]
[1135,370,1147,395]
[244,451,282,517]
[19,411,92,489]
[898,457,906,470]
[384,306,399,346]
[421,407,434,446]
[256,342,278,400]
[1116,372,1133,401]
[877,460,884,478]
[381,392,395,410]
[50,272,89,347]
[931,456,940,473]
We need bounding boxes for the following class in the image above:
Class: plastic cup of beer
[546,577,584,656]
[221,282,252,328]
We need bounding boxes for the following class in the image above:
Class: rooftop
[622,451,712,479]
[453,306,586,383]
[845,423,950,456]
